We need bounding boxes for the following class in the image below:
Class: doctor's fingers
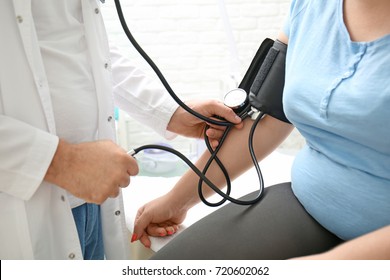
[204,127,227,149]
[108,187,121,199]
[91,182,123,203]
[205,126,227,139]
[109,155,138,190]
[126,155,139,176]
[200,100,242,125]
[119,177,130,189]
[105,162,133,192]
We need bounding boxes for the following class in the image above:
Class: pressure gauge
[223,88,248,114]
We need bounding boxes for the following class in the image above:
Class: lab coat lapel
[11,0,57,134]
[81,0,116,140]
[12,0,34,74]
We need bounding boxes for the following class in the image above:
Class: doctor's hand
[132,194,187,249]
[45,139,139,204]
[167,99,243,149]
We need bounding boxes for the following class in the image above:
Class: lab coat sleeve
[109,44,179,139]
[0,115,59,201]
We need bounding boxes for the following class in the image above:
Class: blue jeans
[72,203,104,260]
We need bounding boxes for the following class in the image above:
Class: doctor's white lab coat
[0,0,178,259]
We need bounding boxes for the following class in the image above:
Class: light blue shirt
[282,0,390,240]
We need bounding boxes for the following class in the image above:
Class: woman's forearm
[167,116,294,211]
[294,225,390,260]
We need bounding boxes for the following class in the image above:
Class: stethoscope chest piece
[223,88,249,114]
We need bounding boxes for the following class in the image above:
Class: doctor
[0,0,242,260]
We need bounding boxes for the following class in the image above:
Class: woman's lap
[151,182,342,260]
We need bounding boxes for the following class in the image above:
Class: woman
[132,0,390,259]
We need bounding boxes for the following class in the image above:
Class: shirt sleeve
[283,0,310,38]
[282,2,293,38]
[0,115,59,200]
[109,44,179,139]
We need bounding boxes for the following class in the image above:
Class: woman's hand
[132,193,188,248]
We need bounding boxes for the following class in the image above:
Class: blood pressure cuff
[239,39,290,124]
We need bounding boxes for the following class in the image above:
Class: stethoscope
[114,0,265,207]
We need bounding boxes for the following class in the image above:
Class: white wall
[101,0,296,157]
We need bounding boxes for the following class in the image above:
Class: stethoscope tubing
[115,0,265,206]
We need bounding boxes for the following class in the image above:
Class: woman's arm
[151,32,292,212]
[170,116,294,211]
[293,225,390,260]
[133,115,293,247]
[132,34,293,247]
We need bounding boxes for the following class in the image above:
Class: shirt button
[68,253,76,259]
[95,8,100,14]
[104,63,109,69]
[115,210,121,216]
[107,116,113,122]
[61,195,66,202]
[16,15,23,23]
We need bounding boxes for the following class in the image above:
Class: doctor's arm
[109,45,242,148]
[0,115,59,200]
[0,115,134,204]
[44,52,242,203]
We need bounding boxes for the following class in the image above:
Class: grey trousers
[151,182,342,260]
